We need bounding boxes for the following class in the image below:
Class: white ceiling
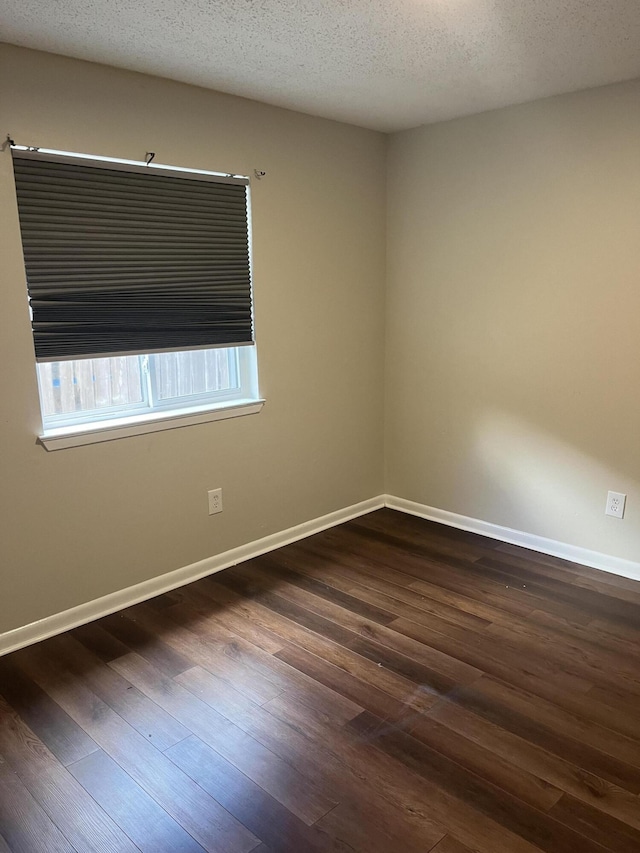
[3,1,640,132]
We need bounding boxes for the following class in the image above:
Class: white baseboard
[385,495,640,583]
[4,492,638,657]
[0,496,384,657]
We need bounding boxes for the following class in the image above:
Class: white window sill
[38,398,265,450]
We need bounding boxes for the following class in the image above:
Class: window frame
[147,349,241,411]
[36,344,260,435]
[11,146,263,449]
[37,395,265,451]
[35,344,262,449]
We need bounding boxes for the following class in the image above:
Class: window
[11,147,262,448]
[37,346,258,428]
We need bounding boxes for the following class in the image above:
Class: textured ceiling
[3,1,640,132]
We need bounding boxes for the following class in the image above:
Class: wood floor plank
[1,508,638,852]
[313,800,446,853]
[587,616,640,647]
[173,668,450,850]
[444,677,640,794]
[235,560,482,687]
[348,711,610,853]
[0,654,98,766]
[38,633,191,751]
[100,612,193,677]
[347,580,492,632]
[406,711,562,811]
[289,535,516,626]
[199,578,439,712]
[586,684,640,722]
[68,748,208,853]
[70,622,133,663]
[401,609,640,744]
[216,571,467,699]
[549,793,640,853]
[165,584,286,654]
[337,523,596,626]
[475,555,640,629]
[348,512,502,560]
[304,531,542,619]
[273,643,413,723]
[14,646,259,853]
[252,553,399,625]
[496,542,640,596]
[568,573,640,605]
[0,695,139,853]
[166,735,353,853]
[482,549,640,606]
[484,619,640,704]
[0,754,77,853]
[463,675,640,770]
[391,604,593,693]
[353,507,501,546]
[302,529,599,639]
[110,651,337,825]
[431,837,476,853]
[157,594,366,722]
[426,699,640,832]
[529,610,640,668]
[345,558,530,624]
[123,602,284,705]
[389,615,594,705]
[278,545,492,631]
[262,692,544,853]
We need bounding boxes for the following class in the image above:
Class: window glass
[151,349,238,401]
[37,356,146,418]
[36,345,256,432]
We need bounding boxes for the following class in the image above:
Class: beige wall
[386,80,640,561]
[0,45,387,633]
[2,45,639,636]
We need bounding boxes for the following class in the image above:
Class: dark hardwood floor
[1,508,640,852]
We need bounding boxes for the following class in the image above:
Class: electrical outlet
[208,488,223,515]
[605,491,626,519]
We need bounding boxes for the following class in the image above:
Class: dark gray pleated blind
[12,152,253,362]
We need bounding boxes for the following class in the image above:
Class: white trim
[0,496,384,657]
[385,495,640,583]
[5,491,637,657]
[39,400,265,450]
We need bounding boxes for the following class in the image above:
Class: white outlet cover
[208,488,223,515]
[605,491,626,519]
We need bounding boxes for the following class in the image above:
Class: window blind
[11,151,253,362]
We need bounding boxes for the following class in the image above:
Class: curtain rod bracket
[254,169,266,180]
[4,136,40,152]
[145,152,155,166]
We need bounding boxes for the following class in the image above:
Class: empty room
[1,2,639,852]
